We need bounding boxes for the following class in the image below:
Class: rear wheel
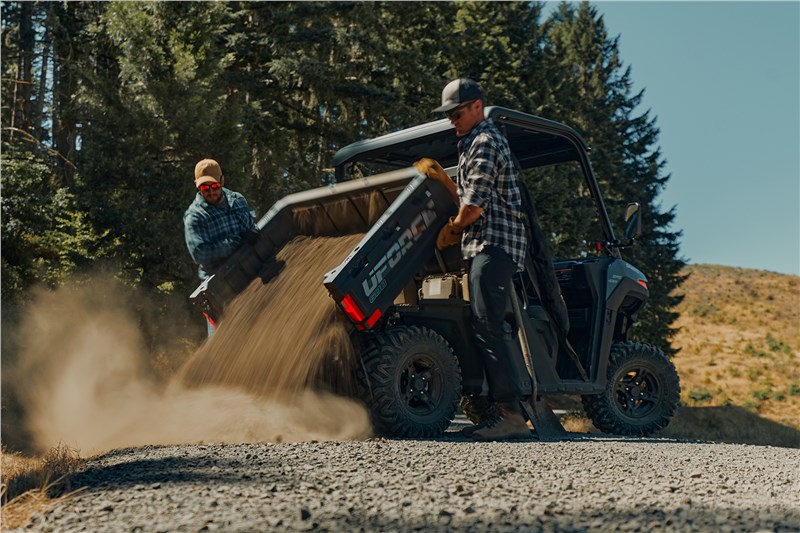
[358,326,461,437]
[582,342,680,437]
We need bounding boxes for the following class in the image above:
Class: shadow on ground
[544,395,799,448]
[659,405,800,448]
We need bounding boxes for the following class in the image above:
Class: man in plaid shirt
[433,79,530,441]
[184,158,258,333]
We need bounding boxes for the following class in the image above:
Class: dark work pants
[468,246,522,405]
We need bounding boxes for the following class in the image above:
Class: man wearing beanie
[433,78,530,441]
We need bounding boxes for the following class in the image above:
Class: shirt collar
[458,118,493,150]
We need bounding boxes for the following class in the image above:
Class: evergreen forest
[1,1,685,357]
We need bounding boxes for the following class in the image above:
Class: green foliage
[741,401,759,412]
[751,388,772,401]
[747,367,764,381]
[766,334,791,354]
[745,343,769,358]
[688,388,713,403]
[74,1,246,293]
[718,393,732,407]
[529,3,687,355]
[691,302,720,318]
[0,146,115,303]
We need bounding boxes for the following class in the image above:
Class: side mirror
[624,202,642,242]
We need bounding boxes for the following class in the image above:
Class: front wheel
[357,326,462,437]
[582,341,680,437]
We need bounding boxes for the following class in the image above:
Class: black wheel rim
[613,363,663,420]
[398,354,443,415]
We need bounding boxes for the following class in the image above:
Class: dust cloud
[13,235,372,455]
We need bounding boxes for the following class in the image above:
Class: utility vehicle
[191,107,681,439]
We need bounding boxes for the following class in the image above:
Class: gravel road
[18,418,800,533]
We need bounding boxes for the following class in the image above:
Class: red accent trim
[637,279,648,290]
[366,308,383,328]
[202,312,217,329]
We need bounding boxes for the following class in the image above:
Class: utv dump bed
[321,175,457,330]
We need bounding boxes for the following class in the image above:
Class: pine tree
[539,2,686,354]
[448,1,548,112]
[228,1,456,200]
[1,2,112,304]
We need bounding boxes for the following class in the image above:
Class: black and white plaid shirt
[457,118,527,271]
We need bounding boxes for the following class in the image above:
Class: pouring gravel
[16,420,800,533]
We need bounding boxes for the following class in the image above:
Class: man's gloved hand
[436,216,463,250]
[413,158,458,206]
[241,228,260,245]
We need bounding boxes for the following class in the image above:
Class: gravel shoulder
[17,419,800,533]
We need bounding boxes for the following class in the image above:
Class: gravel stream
[18,419,800,533]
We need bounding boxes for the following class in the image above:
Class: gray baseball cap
[432,78,485,113]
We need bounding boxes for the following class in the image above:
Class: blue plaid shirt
[457,119,527,270]
[183,188,257,279]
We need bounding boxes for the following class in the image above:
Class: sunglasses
[199,182,221,192]
[446,100,477,121]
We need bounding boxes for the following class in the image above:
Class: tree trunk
[50,2,78,185]
[35,7,50,142]
[17,1,35,137]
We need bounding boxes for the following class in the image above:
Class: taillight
[340,294,365,323]
[339,294,382,330]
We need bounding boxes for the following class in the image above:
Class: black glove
[241,228,260,245]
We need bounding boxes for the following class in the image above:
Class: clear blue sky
[561,1,800,275]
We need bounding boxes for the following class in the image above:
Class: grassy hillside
[661,264,799,444]
[672,265,799,423]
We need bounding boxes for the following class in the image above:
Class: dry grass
[1,444,86,529]
[671,265,800,432]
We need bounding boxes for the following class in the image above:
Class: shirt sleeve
[236,196,258,232]
[461,133,501,209]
